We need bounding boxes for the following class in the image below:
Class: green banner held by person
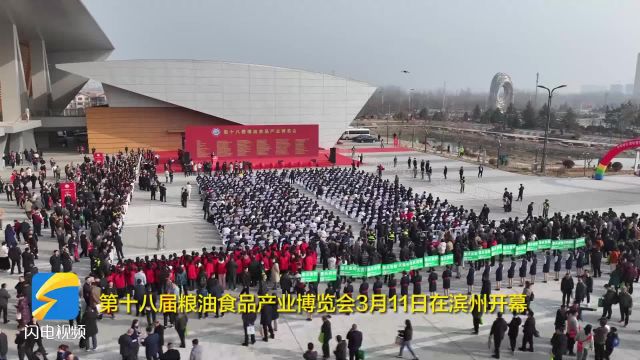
[301,271,318,283]
[425,255,439,268]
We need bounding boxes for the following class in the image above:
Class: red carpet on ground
[154,149,353,171]
[337,146,413,153]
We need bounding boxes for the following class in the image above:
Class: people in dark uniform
[554,252,563,281]
[507,313,522,354]
[373,277,383,295]
[507,259,516,289]
[467,265,475,295]
[489,312,508,359]
[428,268,438,296]
[543,252,551,283]
[529,255,537,283]
[482,263,491,281]
[387,275,397,298]
[519,258,528,287]
[400,272,410,297]
[495,261,504,290]
[443,266,452,296]
[412,270,422,295]
[576,251,585,277]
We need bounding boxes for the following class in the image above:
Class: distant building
[625,83,634,95]
[634,53,640,98]
[609,84,623,94]
[581,85,607,93]
[63,90,107,116]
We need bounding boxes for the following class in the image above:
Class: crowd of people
[0,148,144,359]
[0,145,638,360]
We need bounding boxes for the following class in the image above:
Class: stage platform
[155,149,354,171]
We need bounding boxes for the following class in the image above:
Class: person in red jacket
[186,259,197,290]
[303,252,315,271]
[114,268,127,298]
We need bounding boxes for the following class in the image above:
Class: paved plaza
[0,149,639,359]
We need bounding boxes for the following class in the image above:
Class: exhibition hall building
[0,0,376,155]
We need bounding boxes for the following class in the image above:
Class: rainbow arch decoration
[594,138,640,180]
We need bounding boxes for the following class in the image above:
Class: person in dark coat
[471,300,482,334]
[576,251,585,276]
[49,250,61,273]
[507,259,516,289]
[174,312,188,348]
[489,312,508,359]
[412,271,422,295]
[518,258,528,286]
[591,249,602,278]
[560,272,574,306]
[260,302,275,342]
[495,261,503,290]
[119,328,137,360]
[481,278,492,298]
[346,324,363,360]
[428,268,438,295]
[519,311,537,352]
[242,311,257,346]
[467,265,475,294]
[565,252,574,273]
[400,272,410,297]
[358,280,369,300]
[574,277,587,305]
[583,270,594,305]
[154,320,165,353]
[554,252,563,281]
[507,313,521,354]
[373,276,383,295]
[142,326,161,360]
[388,275,397,298]
[542,252,551,283]
[333,335,347,360]
[320,315,332,359]
[550,327,568,360]
[482,264,491,281]
[529,255,537,283]
[397,319,417,358]
[161,342,181,360]
[443,266,452,296]
[81,307,98,351]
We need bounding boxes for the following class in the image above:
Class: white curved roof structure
[57,60,376,148]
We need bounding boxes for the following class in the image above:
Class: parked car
[352,134,377,143]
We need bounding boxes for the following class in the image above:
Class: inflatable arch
[594,138,640,180]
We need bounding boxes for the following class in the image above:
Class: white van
[341,128,371,140]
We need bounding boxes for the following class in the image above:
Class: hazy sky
[84,0,640,93]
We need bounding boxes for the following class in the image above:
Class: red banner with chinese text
[93,152,104,164]
[59,182,77,207]
[185,125,319,161]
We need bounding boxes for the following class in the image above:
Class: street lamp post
[408,88,415,121]
[497,138,502,168]
[537,84,567,174]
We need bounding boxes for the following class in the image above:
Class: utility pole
[534,73,539,109]
[441,81,447,111]
[538,84,567,174]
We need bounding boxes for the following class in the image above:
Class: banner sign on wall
[185,125,319,161]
